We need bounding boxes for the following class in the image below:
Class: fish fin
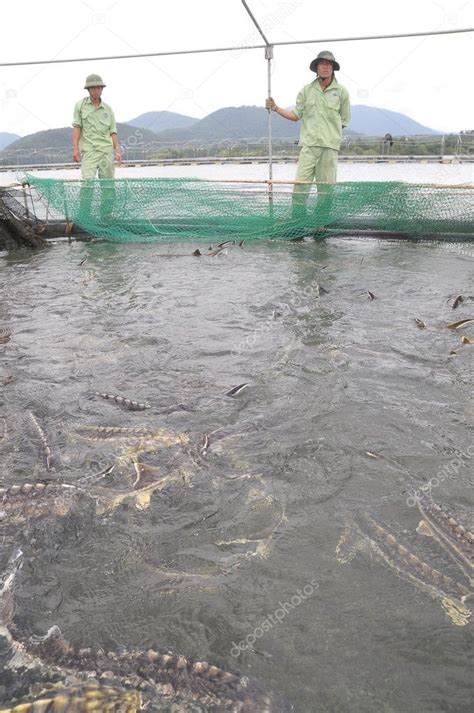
[416,519,434,538]
[77,464,115,486]
[335,526,363,564]
[440,597,471,626]
[133,462,163,489]
[225,383,249,397]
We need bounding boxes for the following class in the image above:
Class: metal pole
[241,1,273,206]
[241,0,270,44]
[0,28,471,67]
[266,45,274,206]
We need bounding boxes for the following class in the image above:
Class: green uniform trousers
[293,145,338,205]
[80,150,115,179]
[79,151,115,222]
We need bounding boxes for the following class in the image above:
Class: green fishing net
[26,176,474,242]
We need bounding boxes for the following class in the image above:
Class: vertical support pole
[265,44,274,210]
[241,2,274,213]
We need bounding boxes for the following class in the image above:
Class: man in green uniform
[266,51,350,214]
[72,74,121,222]
[73,73,121,178]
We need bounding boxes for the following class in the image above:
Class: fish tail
[336,525,363,563]
[441,597,472,626]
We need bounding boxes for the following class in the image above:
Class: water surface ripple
[0,237,473,712]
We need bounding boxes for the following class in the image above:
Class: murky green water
[0,237,473,711]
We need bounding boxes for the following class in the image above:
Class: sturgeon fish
[93,393,151,412]
[0,551,292,713]
[0,483,81,526]
[74,426,189,466]
[75,426,187,447]
[29,412,54,471]
[0,463,173,523]
[0,684,141,713]
[415,491,473,586]
[336,511,472,626]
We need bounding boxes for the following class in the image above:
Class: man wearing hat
[266,51,350,211]
[72,74,121,179]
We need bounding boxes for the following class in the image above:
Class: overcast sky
[0,0,472,137]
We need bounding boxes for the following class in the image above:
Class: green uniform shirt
[293,78,350,151]
[72,97,117,153]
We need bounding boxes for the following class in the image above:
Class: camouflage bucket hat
[309,51,340,72]
[84,74,106,89]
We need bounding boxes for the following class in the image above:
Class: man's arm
[109,110,122,163]
[340,88,351,128]
[72,126,81,163]
[111,132,122,163]
[72,100,83,162]
[266,98,299,121]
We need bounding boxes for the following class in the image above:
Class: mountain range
[0,124,159,159]
[0,104,441,158]
[125,104,439,141]
[0,132,20,150]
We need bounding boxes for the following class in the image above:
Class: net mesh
[26,176,474,242]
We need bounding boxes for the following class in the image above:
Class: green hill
[149,104,438,143]
[153,106,302,142]
[0,123,159,164]
[349,105,439,136]
[125,110,198,133]
[0,105,442,165]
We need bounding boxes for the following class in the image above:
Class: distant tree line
[1,131,472,165]
[145,132,473,160]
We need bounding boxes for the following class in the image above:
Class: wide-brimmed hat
[84,74,106,89]
[310,51,340,73]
